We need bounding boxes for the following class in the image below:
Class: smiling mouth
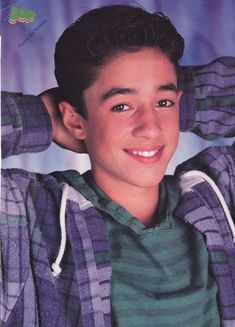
[130,150,160,157]
[124,147,164,162]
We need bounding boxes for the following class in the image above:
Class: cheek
[170,127,179,145]
[163,113,179,135]
[84,121,116,154]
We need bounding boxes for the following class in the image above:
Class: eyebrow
[158,83,178,93]
[100,83,178,103]
[100,88,136,102]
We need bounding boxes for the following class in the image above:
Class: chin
[127,172,166,189]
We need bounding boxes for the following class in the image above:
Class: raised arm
[179,57,235,140]
[1,91,52,158]
[1,90,86,159]
[176,57,235,218]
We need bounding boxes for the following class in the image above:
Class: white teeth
[131,150,159,157]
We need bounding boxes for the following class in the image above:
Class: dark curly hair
[55,5,184,117]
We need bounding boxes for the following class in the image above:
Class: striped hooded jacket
[1,57,235,326]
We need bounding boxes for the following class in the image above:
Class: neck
[92,173,160,227]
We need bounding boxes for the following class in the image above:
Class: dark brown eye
[156,100,174,108]
[112,104,130,111]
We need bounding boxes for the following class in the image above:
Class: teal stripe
[78,173,221,326]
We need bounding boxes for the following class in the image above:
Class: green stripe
[0,212,27,227]
[1,113,22,127]
[197,94,235,110]
[210,249,235,263]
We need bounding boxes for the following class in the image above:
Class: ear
[59,101,87,140]
[177,90,183,103]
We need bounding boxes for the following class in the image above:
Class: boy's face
[81,48,182,191]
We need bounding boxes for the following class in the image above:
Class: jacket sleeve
[1,91,52,158]
[0,92,54,323]
[179,57,235,140]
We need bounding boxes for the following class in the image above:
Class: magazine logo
[8,7,36,24]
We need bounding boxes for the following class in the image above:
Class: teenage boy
[1,5,235,327]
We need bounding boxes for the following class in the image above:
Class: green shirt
[83,172,220,327]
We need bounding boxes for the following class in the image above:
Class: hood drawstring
[181,170,235,243]
[51,171,235,278]
[52,183,69,278]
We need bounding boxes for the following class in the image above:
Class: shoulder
[1,168,64,229]
[175,144,235,179]
[175,143,235,213]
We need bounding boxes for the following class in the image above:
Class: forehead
[91,47,177,91]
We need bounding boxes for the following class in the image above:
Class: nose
[132,106,162,139]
